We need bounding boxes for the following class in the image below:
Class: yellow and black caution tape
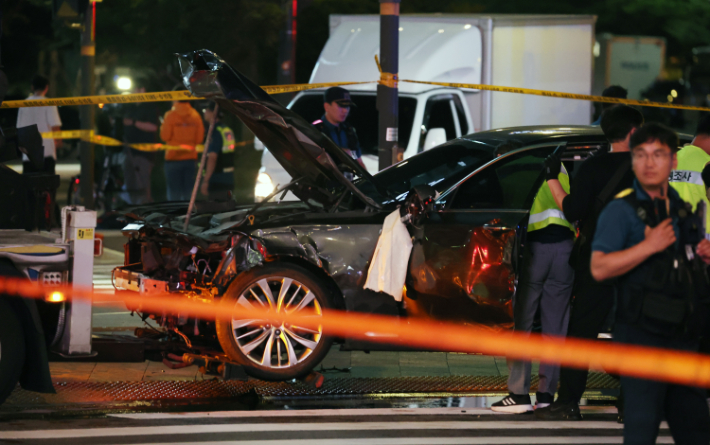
[401,79,710,113]
[39,129,252,153]
[262,81,373,95]
[0,81,372,109]
[1,91,199,109]
[7,78,708,113]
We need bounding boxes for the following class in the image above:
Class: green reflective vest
[528,165,574,233]
[670,144,710,238]
[217,125,236,152]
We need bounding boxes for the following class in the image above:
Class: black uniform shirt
[563,151,636,231]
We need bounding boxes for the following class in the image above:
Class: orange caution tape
[4,275,710,388]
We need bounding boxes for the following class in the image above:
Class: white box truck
[593,33,666,100]
[256,14,595,200]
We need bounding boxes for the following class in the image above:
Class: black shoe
[535,392,554,410]
[534,400,582,420]
[491,394,533,413]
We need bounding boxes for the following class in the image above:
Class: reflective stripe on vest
[669,145,710,238]
[528,165,574,233]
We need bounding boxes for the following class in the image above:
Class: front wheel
[216,263,333,380]
[0,299,26,404]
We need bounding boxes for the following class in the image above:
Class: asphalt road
[0,407,658,444]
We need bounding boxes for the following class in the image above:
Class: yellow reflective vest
[528,165,574,233]
[669,144,710,239]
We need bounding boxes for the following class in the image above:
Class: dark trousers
[556,272,615,404]
[615,323,710,445]
[165,160,196,202]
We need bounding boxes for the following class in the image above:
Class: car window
[419,95,457,152]
[290,94,417,156]
[449,148,551,210]
[356,142,492,204]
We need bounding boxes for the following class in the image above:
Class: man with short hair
[312,87,365,178]
[491,147,575,414]
[591,123,710,443]
[536,105,644,420]
[592,85,628,125]
[670,114,710,239]
[17,75,62,174]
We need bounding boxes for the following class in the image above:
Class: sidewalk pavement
[50,349,523,382]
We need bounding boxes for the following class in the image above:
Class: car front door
[405,145,556,328]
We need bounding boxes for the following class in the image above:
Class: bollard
[58,206,97,356]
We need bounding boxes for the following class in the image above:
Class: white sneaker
[491,394,534,413]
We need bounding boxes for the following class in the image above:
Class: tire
[0,299,26,405]
[216,263,334,380]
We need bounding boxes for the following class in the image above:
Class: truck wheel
[0,299,26,405]
[216,263,334,381]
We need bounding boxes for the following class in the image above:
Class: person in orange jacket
[160,100,205,201]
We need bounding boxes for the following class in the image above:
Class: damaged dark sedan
[114,49,611,380]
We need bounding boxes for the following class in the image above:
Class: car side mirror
[423,128,447,150]
[401,185,437,224]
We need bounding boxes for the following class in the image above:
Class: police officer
[200,103,236,201]
[536,105,644,420]
[590,123,710,444]
[491,155,575,413]
[670,114,710,239]
[313,87,364,179]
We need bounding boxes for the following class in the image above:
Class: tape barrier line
[38,130,251,152]
[401,79,710,113]
[1,91,199,109]
[0,81,373,109]
[5,275,710,388]
[5,78,706,112]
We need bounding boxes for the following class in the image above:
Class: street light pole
[79,1,95,208]
[377,0,400,170]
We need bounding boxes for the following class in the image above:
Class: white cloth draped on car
[364,209,413,302]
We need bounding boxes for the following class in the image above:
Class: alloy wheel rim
[231,276,323,369]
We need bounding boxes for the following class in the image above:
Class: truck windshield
[290,93,417,156]
[355,142,492,205]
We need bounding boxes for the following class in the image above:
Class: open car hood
[177,49,380,209]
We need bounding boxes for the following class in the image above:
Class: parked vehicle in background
[593,33,666,100]
[256,14,596,200]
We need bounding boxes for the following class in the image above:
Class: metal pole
[184,103,218,231]
[79,2,95,208]
[377,0,400,170]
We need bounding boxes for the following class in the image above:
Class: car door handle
[483,224,511,231]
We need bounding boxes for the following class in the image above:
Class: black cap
[324,87,355,107]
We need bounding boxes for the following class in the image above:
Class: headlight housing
[254,172,275,201]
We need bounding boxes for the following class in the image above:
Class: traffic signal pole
[79,1,95,208]
[377,0,400,170]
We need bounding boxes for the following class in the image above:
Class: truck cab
[255,13,595,200]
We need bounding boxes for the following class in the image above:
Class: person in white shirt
[16,75,62,174]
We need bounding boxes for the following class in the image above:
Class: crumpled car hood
[176,49,380,209]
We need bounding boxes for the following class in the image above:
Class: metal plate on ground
[2,373,618,410]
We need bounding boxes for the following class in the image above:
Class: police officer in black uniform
[312,87,364,180]
[590,123,710,444]
[537,105,643,420]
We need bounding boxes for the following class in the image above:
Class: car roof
[457,125,606,151]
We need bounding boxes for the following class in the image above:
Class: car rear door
[405,145,557,328]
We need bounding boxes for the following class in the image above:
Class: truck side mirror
[423,128,447,151]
